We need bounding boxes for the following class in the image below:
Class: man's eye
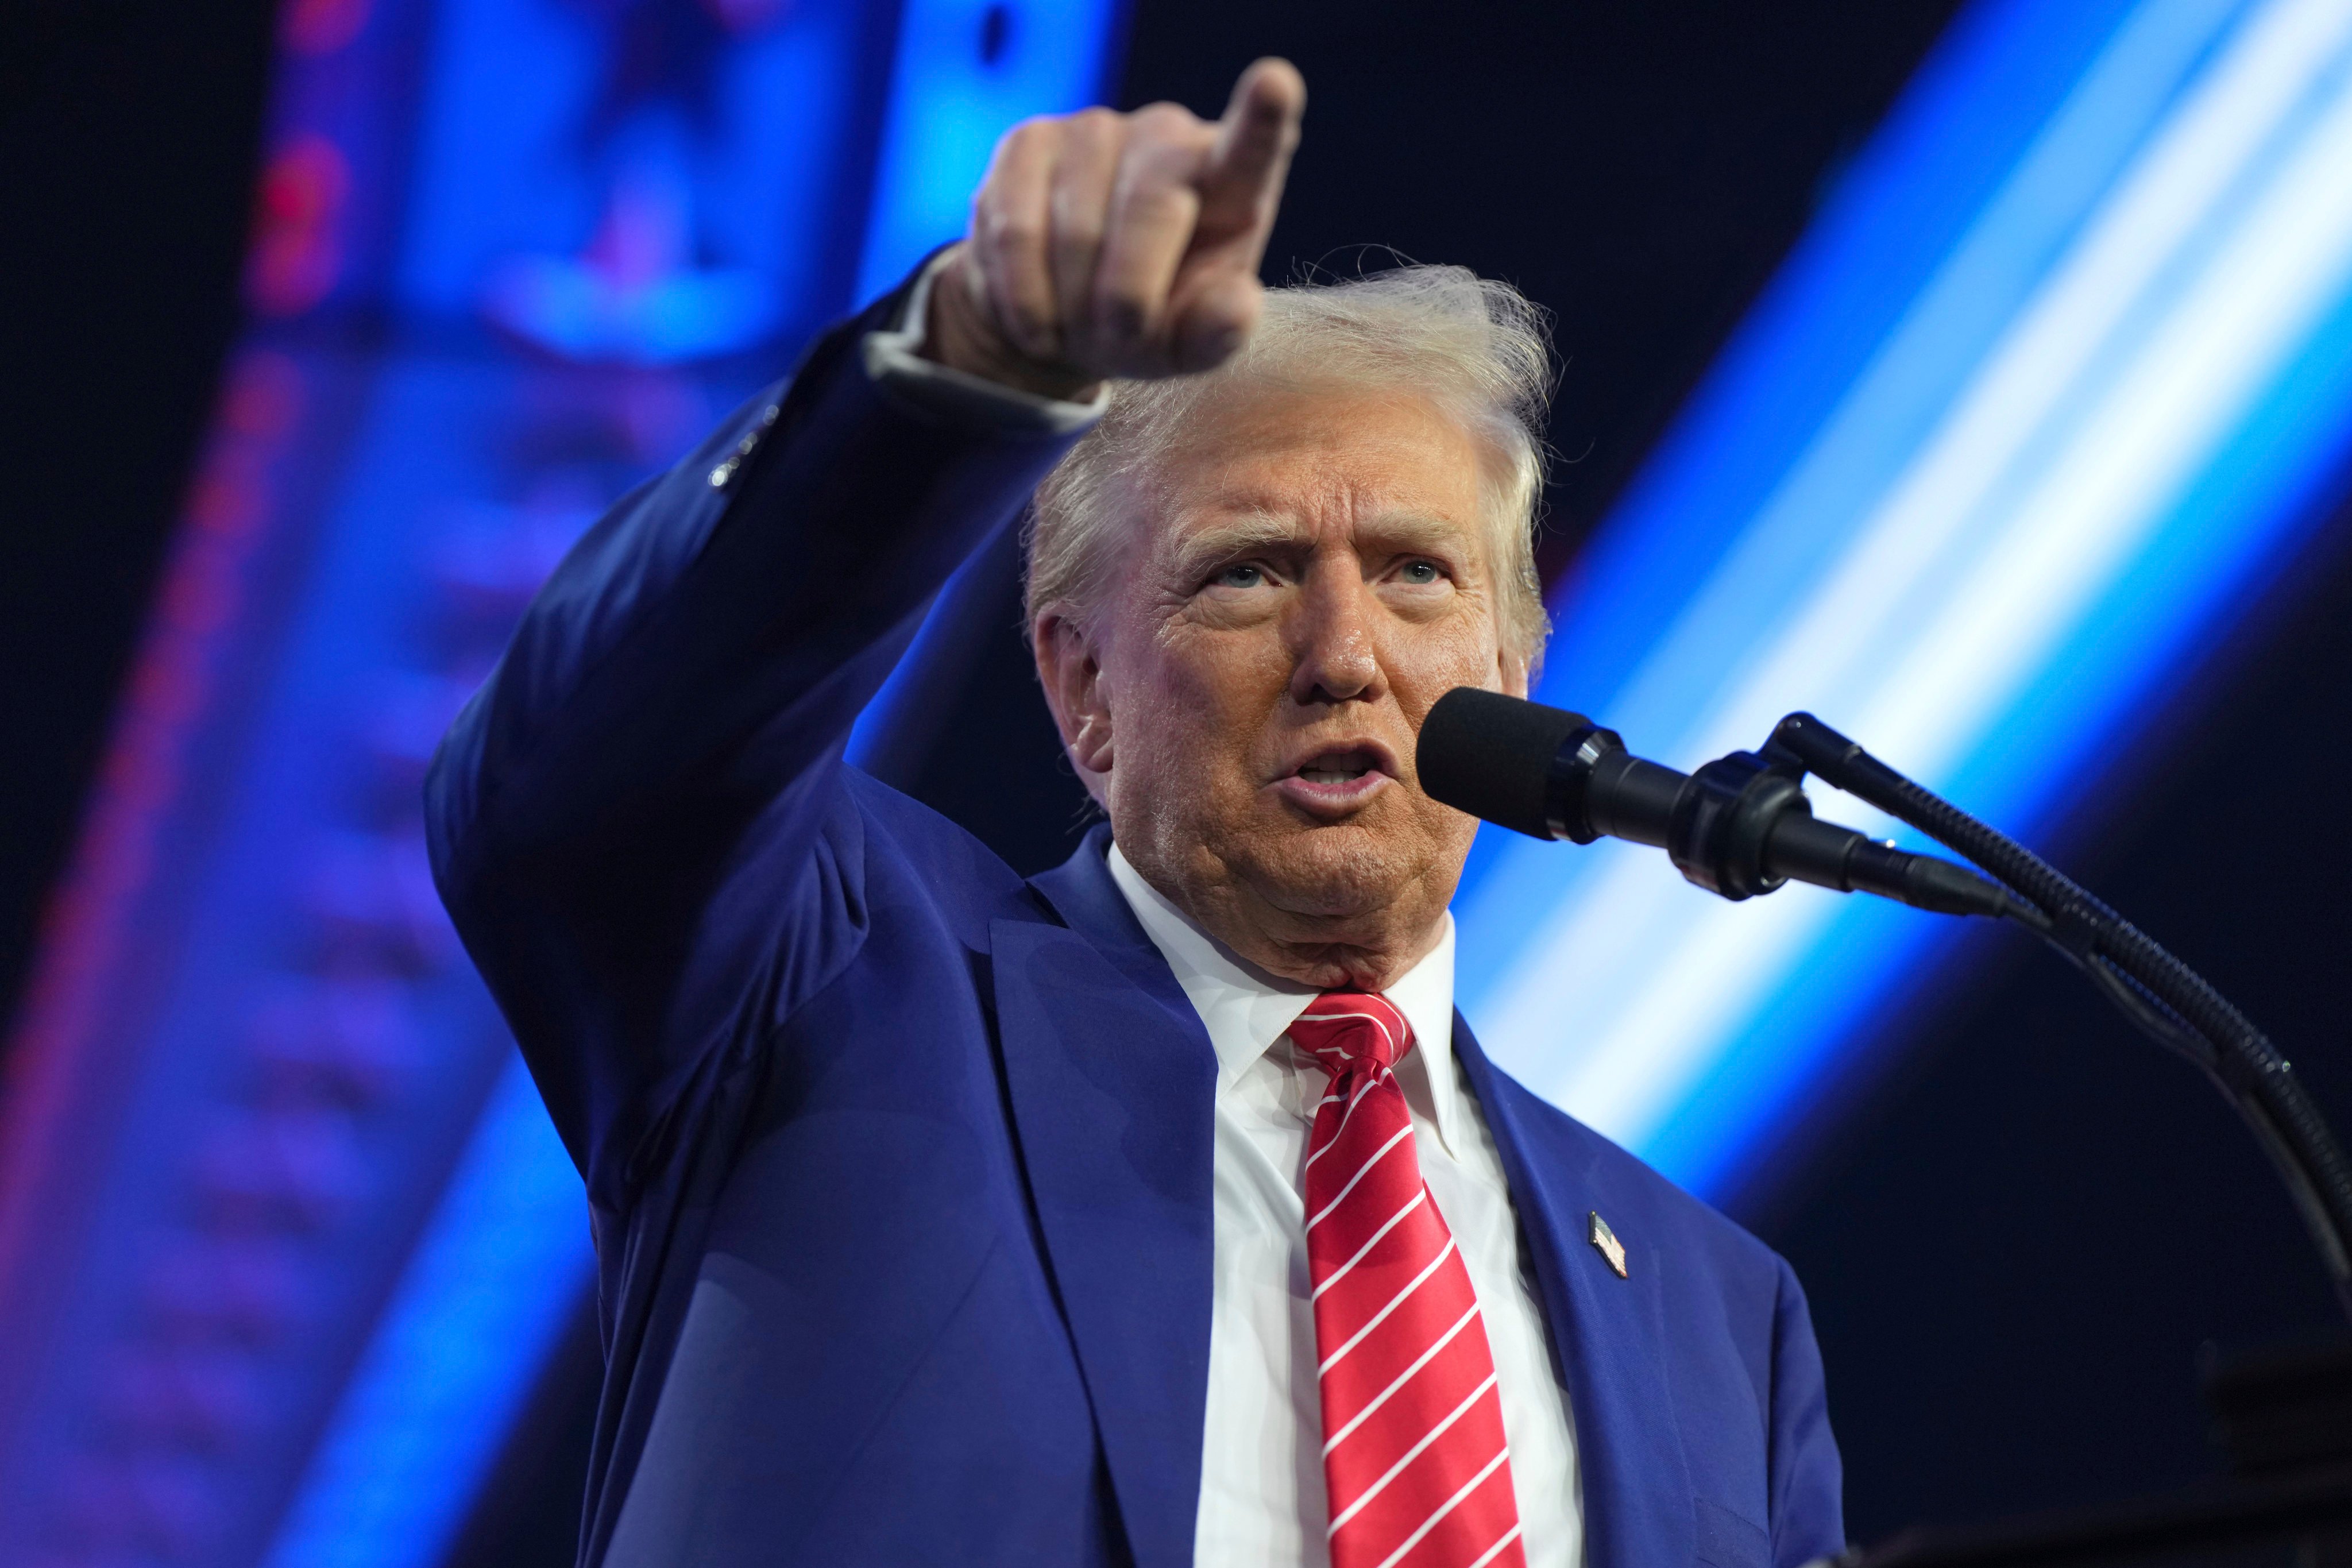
[1214,563,1268,589]
[1399,559,1443,585]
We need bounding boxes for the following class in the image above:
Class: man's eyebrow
[1167,509,1476,582]
[1167,513,1308,580]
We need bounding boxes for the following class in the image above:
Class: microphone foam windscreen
[1415,688,1588,840]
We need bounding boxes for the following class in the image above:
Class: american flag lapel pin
[1588,1211,1629,1279]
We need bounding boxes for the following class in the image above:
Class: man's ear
[1499,646,1531,701]
[1033,609,1115,789]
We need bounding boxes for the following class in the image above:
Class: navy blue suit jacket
[426,284,1844,1568]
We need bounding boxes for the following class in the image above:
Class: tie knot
[1286,991,1413,1077]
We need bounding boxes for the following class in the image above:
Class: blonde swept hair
[1023,263,1555,667]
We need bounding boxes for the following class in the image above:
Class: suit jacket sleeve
[423,276,1088,1201]
[1767,1254,1845,1566]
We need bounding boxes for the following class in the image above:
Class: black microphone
[1416,687,2015,917]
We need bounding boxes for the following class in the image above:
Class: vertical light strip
[261,1057,590,1568]
[1455,0,2352,1192]
[855,0,1127,304]
[255,6,1140,1563]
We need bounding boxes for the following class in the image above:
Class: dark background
[6,0,2349,1557]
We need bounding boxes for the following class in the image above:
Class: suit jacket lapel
[1001,836,1693,1568]
[1454,1014,1695,1568]
[994,829,1216,1568]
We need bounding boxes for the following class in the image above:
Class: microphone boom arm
[1415,687,2352,1319]
[1763,711,2352,1320]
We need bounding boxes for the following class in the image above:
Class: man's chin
[1235,820,1426,922]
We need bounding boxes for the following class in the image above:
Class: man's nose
[1288,572,1385,707]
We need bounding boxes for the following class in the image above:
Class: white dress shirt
[1106,847,1584,1568]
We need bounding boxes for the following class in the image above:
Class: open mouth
[1276,746,1396,812]
[1296,751,1381,786]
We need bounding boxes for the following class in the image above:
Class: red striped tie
[1288,992,1525,1568]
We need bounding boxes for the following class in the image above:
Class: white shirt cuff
[861,252,1110,437]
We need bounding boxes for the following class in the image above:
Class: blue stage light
[1454,0,2352,1198]
[261,1057,589,1568]
[239,1,1124,1562]
[857,0,1129,304]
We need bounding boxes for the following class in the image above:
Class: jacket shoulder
[839,763,1053,924]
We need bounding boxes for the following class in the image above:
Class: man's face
[1037,382,1527,989]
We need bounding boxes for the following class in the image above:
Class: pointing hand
[925,59,1307,400]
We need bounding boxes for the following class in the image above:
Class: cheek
[1110,631,1293,793]
[1393,609,1503,695]
[1148,627,1291,724]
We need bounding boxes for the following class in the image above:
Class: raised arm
[424,62,1306,1188]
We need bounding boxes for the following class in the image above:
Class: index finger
[1196,57,1305,225]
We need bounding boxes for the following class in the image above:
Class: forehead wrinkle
[1353,508,1480,558]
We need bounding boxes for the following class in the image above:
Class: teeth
[1300,768,1365,785]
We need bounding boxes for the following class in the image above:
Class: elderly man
[428,59,1841,1568]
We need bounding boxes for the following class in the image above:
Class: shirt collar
[1103,842,1464,1157]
